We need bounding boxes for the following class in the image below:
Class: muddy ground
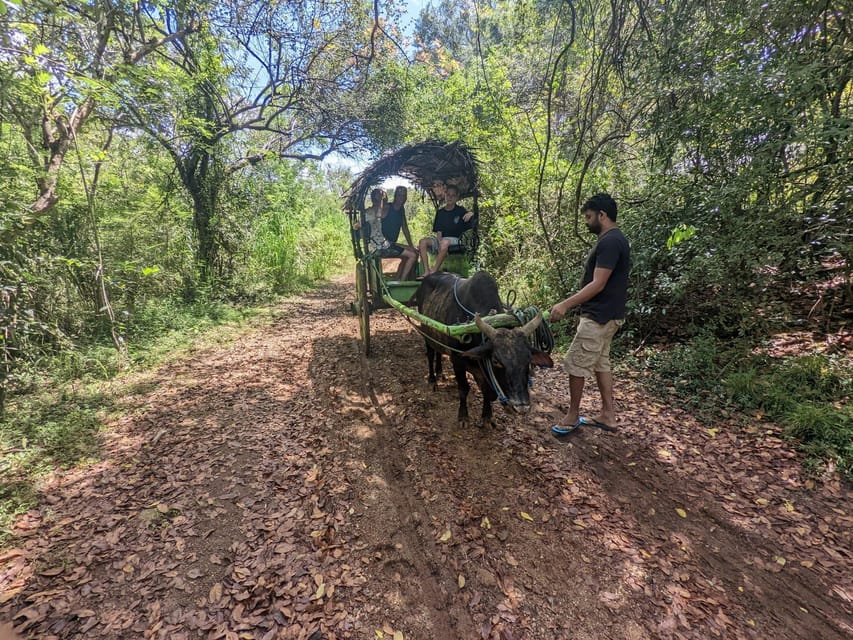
[1,277,850,639]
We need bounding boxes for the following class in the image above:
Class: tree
[110,0,398,279]
[626,0,852,334]
[0,0,196,217]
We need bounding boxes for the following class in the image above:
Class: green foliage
[0,120,350,403]
[644,332,735,397]
[644,342,851,478]
[359,63,410,154]
[720,353,852,477]
[235,160,352,297]
[400,0,851,343]
[784,403,852,478]
[123,298,244,356]
[625,0,850,336]
[666,224,697,250]
[723,354,848,414]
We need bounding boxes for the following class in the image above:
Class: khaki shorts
[563,316,624,377]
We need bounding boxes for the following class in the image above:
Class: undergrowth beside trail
[639,335,852,480]
[0,297,281,546]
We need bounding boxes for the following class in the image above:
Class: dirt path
[1,277,850,639]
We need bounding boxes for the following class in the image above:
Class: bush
[644,332,732,397]
[723,354,848,412]
[784,403,853,478]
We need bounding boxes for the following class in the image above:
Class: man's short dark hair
[582,193,618,222]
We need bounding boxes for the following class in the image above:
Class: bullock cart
[344,140,550,358]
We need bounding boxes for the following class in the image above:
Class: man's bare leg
[556,374,585,427]
[431,242,450,273]
[594,370,616,426]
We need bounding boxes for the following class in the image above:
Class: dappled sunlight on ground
[1,279,849,639]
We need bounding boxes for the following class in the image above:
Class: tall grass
[722,354,851,477]
[242,164,352,296]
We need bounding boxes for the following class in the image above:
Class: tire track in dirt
[351,338,481,638]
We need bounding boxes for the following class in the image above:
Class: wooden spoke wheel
[355,262,371,356]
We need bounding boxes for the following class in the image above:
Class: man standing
[549,193,630,434]
[417,184,475,277]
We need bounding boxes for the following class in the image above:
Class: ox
[415,271,554,426]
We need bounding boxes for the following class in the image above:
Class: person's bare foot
[553,412,578,429]
[594,414,617,427]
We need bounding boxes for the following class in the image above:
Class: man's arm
[549,267,613,322]
[401,213,414,247]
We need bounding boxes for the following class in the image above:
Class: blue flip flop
[551,419,583,436]
[551,416,617,436]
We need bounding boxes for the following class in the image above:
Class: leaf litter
[0,277,849,639]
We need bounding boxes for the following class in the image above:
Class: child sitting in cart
[353,188,418,281]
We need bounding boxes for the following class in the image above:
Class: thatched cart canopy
[343,140,480,214]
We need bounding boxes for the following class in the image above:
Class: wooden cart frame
[344,140,539,356]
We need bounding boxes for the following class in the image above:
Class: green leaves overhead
[398,0,849,337]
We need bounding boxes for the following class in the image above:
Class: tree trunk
[183,150,226,281]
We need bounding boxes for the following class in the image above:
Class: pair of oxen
[415,271,553,427]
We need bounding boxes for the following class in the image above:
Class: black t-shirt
[579,228,630,323]
[432,205,472,238]
[382,203,405,243]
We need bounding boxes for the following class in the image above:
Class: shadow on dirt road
[1,277,850,639]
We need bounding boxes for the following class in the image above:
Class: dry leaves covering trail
[1,277,850,640]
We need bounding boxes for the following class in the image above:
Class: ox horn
[474,313,498,341]
[521,311,543,337]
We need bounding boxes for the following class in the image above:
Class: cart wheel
[355,262,371,356]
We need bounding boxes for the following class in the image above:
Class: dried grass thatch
[343,140,480,214]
